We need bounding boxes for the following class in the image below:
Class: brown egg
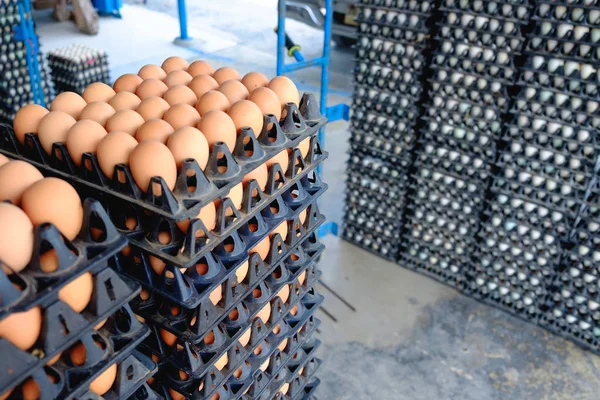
[187,60,214,77]
[113,73,143,93]
[96,132,139,179]
[268,76,300,107]
[298,270,306,285]
[249,87,282,121]
[0,154,8,167]
[278,383,290,395]
[66,120,108,166]
[188,75,219,100]
[0,203,34,272]
[266,150,289,174]
[255,303,271,324]
[83,82,116,103]
[13,104,49,144]
[136,96,170,120]
[80,102,116,127]
[195,90,230,116]
[164,70,192,88]
[105,109,145,136]
[271,220,288,241]
[167,126,210,169]
[136,78,168,100]
[196,110,237,151]
[163,85,197,106]
[243,163,268,190]
[169,389,185,400]
[176,202,216,234]
[136,119,174,144]
[241,72,269,93]
[90,363,117,395]
[160,328,177,347]
[299,136,311,158]
[109,91,142,111]
[0,305,42,350]
[0,160,44,205]
[163,104,200,130]
[129,140,178,191]
[21,377,41,399]
[250,236,270,260]
[0,388,12,400]
[214,352,228,371]
[228,100,263,135]
[162,56,189,74]
[229,183,244,209]
[299,208,307,224]
[21,177,83,240]
[277,337,288,352]
[236,260,249,283]
[239,326,251,347]
[37,111,77,154]
[139,64,167,80]
[276,284,290,303]
[218,80,249,104]
[59,272,93,312]
[50,92,87,119]
[212,67,241,84]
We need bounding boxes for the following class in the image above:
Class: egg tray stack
[398,0,532,289]
[467,0,600,322]
[0,0,54,122]
[342,0,437,260]
[0,197,158,399]
[502,0,600,352]
[48,44,110,95]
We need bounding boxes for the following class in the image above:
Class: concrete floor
[33,2,600,399]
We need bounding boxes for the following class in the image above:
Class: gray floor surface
[34,1,600,398]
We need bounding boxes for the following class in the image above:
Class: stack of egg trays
[401,0,532,288]
[343,0,436,260]
[0,0,54,122]
[515,0,600,349]
[48,44,110,95]
[0,199,155,399]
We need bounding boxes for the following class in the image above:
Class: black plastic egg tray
[352,92,420,121]
[342,221,399,261]
[428,73,511,110]
[355,37,427,71]
[351,107,419,142]
[0,93,326,220]
[144,282,323,400]
[345,178,408,211]
[48,48,110,95]
[354,72,424,100]
[399,252,468,290]
[349,133,414,163]
[420,120,498,158]
[1,304,151,400]
[436,22,526,52]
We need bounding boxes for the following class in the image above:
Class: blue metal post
[319,0,332,146]
[277,0,286,76]
[176,0,191,41]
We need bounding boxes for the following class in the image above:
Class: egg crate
[354,65,425,98]
[402,221,476,261]
[1,303,151,400]
[348,134,415,165]
[275,359,322,400]
[428,68,512,110]
[356,9,433,38]
[356,0,435,13]
[436,21,527,52]
[398,252,467,290]
[242,318,321,400]
[518,67,600,100]
[422,102,504,138]
[0,93,326,220]
[109,166,326,270]
[440,0,531,21]
[416,142,492,180]
[292,379,320,400]
[345,172,410,206]
[527,18,600,51]
[342,222,400,261]
[47,45,110,93]
[430,51,518,82]
[419,120,498,158]
[521,53,600,82]
[152,286,323,400]
[533,1,600,26]
[435,38,519,70]
[404,199,480,240]
[525,38,600,66]
[351,90,420,121]
[131,230,324,345]
[114,192,325,308]
[344,206,405,241]
[355,37,428,71]
[345,176,409,209]
[346,152,413,185]
[350,113,418,143]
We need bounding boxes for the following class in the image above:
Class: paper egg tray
[113,187,326,307]
[145,278,323,400]
[0,93,326,220]
[109,144,327,269]
[133,236,324,357]
[1,304,151,400]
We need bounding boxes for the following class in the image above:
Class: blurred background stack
[342,0,437,260]
[48,44,110,94]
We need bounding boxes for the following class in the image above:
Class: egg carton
[349,132,415,161]
[441,0,531,21]
[346,154,413,187]
[357,22,432,47]
[110,166,326,270]
[0,93,326,220]
[342,222,399,261]
[345,175,409,207]
[513,87,600,124]
[154,286,323,400]
[533,1,600,26]
[352,90,420,121]
[354,66,425,98]
[525,39,600,65]
[527,18,600,49]
[399,253,467,290]
[242,318,321,400]
[436,22,527,52]
[417,142,492,179]
[521,53,600,82]
[424,97,506,134]
[409,172,487,214]
[402,221,476,259]
[356,0,435,13]
[431,51,518,82]
[114,193,325,308]
[131,230,324,345]
[405,200,480,238]
[518,67,600,100]
[419,120,498,158]
[355,37,428,71]
[351,114,417,143]
[344,206,405,241]
[1,303,151,400]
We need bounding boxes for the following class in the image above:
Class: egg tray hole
[0,93,325,220]
[161,260,323,378]
[249,322,321,400]
[118,197,326,309]
[134,233,325,348]
[161,288,323,400]
[0,267,143,396]
[0,303,149,400]
[113,158,327,267]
